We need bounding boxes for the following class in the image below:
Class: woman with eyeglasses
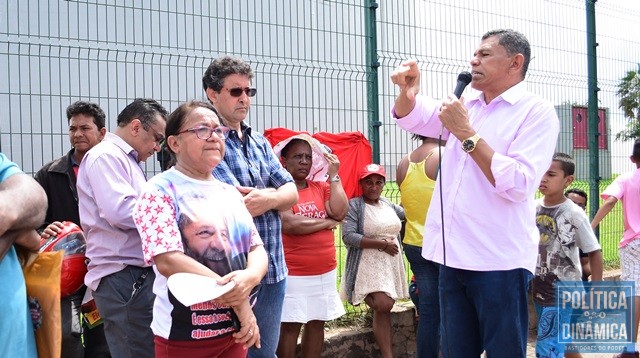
[132,101,267,357]
[341,164,407,358]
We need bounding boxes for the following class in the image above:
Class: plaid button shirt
[212,123,293,284]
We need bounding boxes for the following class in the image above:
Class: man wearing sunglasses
[203,56,297,358]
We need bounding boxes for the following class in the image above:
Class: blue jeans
[439,266,532,358]
[404,244,440,358]
[249,278,287,358]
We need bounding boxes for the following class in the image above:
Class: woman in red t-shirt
[275,135,348,358]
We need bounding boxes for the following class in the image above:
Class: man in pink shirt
[591,139,640,358]
[77,98,168,357]
[391,29,559,357]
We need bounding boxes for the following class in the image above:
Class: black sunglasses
[224,87,257,98]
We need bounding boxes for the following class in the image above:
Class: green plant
[615,68,640,141]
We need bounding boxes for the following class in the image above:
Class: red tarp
[263,127,372,199]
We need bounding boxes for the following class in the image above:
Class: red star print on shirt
[134,190,180,265]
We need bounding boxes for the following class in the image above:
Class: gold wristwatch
[461,134,481,153]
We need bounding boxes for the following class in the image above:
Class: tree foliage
[616,69,640,141]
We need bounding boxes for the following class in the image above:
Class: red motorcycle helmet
[40,221,88,297]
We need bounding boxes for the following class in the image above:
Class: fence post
[586,0,601,237]
[365,0,381,164]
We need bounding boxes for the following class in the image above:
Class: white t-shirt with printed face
[134,168,262,341]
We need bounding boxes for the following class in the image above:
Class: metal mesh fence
[376,0,640,268]
[2,0,639,320]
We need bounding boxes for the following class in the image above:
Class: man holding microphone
[391,29,559,357]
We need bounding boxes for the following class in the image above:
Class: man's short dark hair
[66,101,106,129]
[116,98,168,129]
[482,29,531,78]
[202,56,254,93]
[565,188,587,202]
[633,138,640,160]
[552,152,575,176]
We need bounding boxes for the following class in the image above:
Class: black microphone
[440,71,473,135]
[454,71,472,98]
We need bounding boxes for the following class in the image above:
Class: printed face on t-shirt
[178,197,233,275]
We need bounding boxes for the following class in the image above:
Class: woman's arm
[154,251,222,279]
[342,200,363,248]
[342,199,398,254]
[232,298,261,349]
[359,236,399,255]
[156,252,262,349]
[325,181,348,221]
[281,210,339,235]
[323,154,348,221]
[392,202,406,221]
[217,244,268,308]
